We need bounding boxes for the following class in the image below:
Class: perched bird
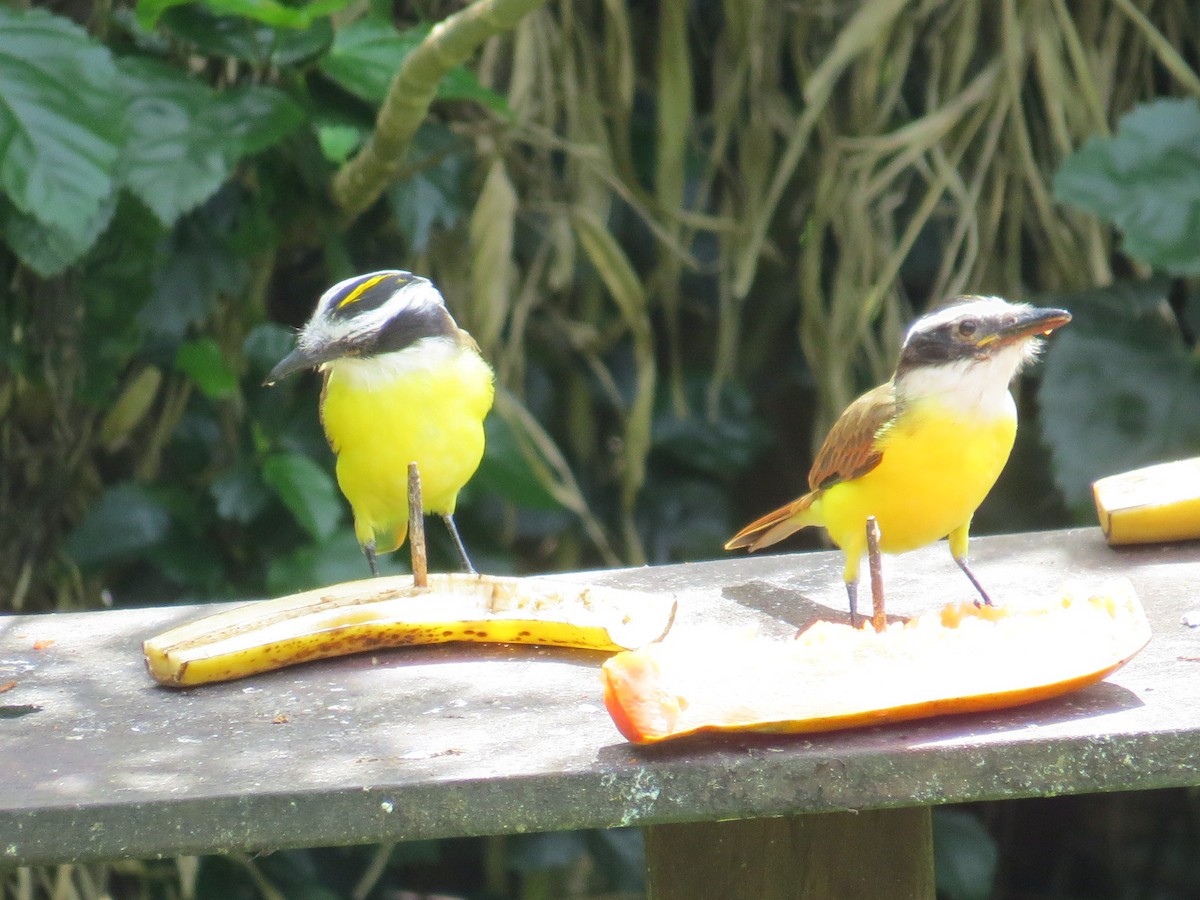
[725,296,1071,623]
[266,270,494,576]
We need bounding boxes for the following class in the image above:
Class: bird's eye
[957,319,977,338]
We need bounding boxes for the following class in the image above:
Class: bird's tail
[724,492,822,552]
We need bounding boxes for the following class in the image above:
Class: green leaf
[438,66,509,115]
[153,527,229,595]
[1053,98,1200,275]
[210,463,271,524]
[141,198,251,339]
[117,59,233,226]
[158,5,333,64]
[319,18,506,112]
[261,451,343,540]
[1,193,116,277]
[137,0,348,31]
[316,123,363,164]
[387,126,471,252]
[213,84,306,156]
[0,8,123,242]
[244,322,299,382]
[319,17,422,103]
[1039,280,1200,516]
[65,482,170,568]
[118,58,303,225]
[652,378,771,479]
[176,338,239,400]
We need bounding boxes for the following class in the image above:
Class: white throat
[323,335,460,390]
[896,341,1033,419]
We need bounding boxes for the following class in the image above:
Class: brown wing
[807,380,897,491]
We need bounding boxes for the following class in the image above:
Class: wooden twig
[408,462,428,588]
[867,516,886,633]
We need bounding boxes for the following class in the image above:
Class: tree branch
[331,0,548,221]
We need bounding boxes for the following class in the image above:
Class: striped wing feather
[725,380,896,551]
[808,381,896,490]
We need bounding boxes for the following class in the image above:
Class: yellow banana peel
[1093,457,1200,545]
[144,573,677,687]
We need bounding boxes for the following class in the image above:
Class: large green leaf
[118,58,304,225]
[157,5,333,64]
[212,83,307,156]
[1054,98,1200,275]
[136,0,347,31]
[243,322,300,384]
[0,8,123,240]
[261,451,343,540]
[319,18,506,112]
[210,462,271,524]
[1,194,116,277]
[387,125,471,252]
[139,195,251,339]
[652,378,771,480]
[65,482,171,568]
[1039,280,1200,516]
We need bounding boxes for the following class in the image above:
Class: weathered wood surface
[2,528,1198,866]
[645,807,935,900]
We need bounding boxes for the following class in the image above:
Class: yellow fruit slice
[602,579,1150,744]
[1093,457,1200,545]
[145,573,676,687]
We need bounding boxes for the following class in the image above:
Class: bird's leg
[443,514,476,574]
[866,516,887,633]
[362,540,380,578]
[948,522,993,607]
[845,580,859,628]
[956,557,993,607]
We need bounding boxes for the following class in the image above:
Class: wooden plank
[644,807,934,899]
[2,528,1199,865]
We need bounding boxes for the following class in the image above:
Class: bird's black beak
[979,307,1072,349]
[264,346,323,386]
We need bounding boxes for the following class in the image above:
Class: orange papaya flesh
[601,579,1151,745]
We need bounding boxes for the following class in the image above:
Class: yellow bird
[726,296,1071,623]
[266,270,494,576]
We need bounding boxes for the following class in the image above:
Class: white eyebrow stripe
[903,296,1033,343]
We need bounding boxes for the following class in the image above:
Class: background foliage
[3,0,1199,897]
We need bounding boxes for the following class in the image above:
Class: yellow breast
[819,399,1017,559]
[320,338,494,549]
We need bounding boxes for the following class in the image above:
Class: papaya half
[602,579,1151,744]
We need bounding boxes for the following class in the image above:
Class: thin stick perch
[408,462,428,588]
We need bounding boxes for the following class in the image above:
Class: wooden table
[2,528,1197,897]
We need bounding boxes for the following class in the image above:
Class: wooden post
[407,462,428,587]
[867,516,887,633]
[644,807,934,900]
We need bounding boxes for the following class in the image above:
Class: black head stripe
[366,303,458,356]
[329,272,422,320]
[897,326,960,370]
